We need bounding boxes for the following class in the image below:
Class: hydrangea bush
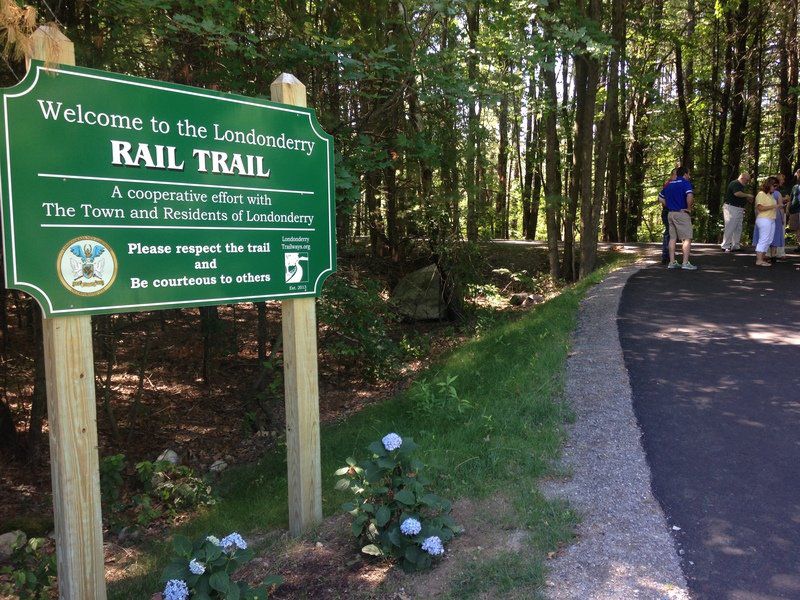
[336,432,461,571]
[160,532,281,599]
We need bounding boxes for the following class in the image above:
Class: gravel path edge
[541,257,690,600]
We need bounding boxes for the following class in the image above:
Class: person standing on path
[789,169,800,252]
[721,173,754,252]
[771,173,788,259]
[664,167,697,270]
[658,169,677,265]
[754,174,789,259]
[755,177,778,267]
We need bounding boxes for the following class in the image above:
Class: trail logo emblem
[284,252,308,283]
[57,237,117,296]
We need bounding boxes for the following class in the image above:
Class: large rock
[209,459,228,473]
[156,449,180,465]
[392,264,445,320]
[0,530,25,559]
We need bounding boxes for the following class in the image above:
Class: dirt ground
[234,495,534,600]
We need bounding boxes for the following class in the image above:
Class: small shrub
[99,453,127,529]
[318,276,400,380]
[136,460,216,516]
[0,535,57,600]
[336,433,461,571]
[160,532,281,599]
[409,374,472,418]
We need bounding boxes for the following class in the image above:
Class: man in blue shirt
[662,167,697,270]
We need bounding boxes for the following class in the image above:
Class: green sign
[0,62,335,316]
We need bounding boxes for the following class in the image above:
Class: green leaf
[394,489,415,505]
[361,544,383,556]
[367,441,386,456]
[209,571,231,594]
[377,457,396,469]
[334,466,351,476]
[352,515,368,536]
[205,543,222,562]
[398,437,418,453]
[341,501,356,512]
[375,505,391,527]
[335,478,351,491]
[227,582,241,600]
[419,493,441,508]
[387,526,402,547]
[404,544,421,564]
[172,534,192,557]
[263,575,283,587]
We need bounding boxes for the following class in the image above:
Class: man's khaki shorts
[668,211,693,241]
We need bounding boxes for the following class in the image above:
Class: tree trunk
[466,1,480,241]
[495,84,509,238]
[27,306,47,460]
[563,55,583,281]
[778,0,799,179]
[577,0,603,278]
[725,0,749,184]
[707,14,733,233]
[522,73,535,239]
[542,24,562,279]
[676,43,693,170]
[604,0,624,242]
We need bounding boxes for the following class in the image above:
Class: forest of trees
[0,0,798,460]
[2,0,798,280]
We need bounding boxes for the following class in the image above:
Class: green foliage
[98,454,216,530]
[100,453,129,530]
[0,535,57,600]
[410,374,472,418]
[136,460,217,517]
[100,453,127,507]
[161,533,281,599]
[318,275,400,380]
[336,435,461,571]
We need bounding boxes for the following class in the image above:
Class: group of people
[730,171,800,266]
[659,167,800,268]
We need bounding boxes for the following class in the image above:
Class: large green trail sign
[0,61,335,316]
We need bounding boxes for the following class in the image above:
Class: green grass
[108,256,633,598]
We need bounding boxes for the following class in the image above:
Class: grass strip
[108,256,633,598]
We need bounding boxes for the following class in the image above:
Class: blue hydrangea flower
[421,535,444,556]
[400,517,422,536]
[205,535,221,546]
[221,532,247,551]
[188,558,205,575]
[163,579,189,600]
[382,432,403,452]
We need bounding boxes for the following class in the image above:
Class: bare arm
[686,192,694,212]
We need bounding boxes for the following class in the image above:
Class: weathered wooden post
[29,26,108,600]
[270,74,323,537]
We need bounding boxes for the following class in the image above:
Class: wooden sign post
[30,26,108,600]
[270,75,323,537]
[4,27,330,599]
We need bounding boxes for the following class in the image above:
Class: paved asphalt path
[618,246,800,600]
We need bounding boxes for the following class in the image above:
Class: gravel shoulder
[541,257,689,600]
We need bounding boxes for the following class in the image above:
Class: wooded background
[4,0,799,276]
[0,0,798,461]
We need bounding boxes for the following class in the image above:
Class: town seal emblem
[57,236,117,296]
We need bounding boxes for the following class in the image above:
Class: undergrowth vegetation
[107,255,633,599]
